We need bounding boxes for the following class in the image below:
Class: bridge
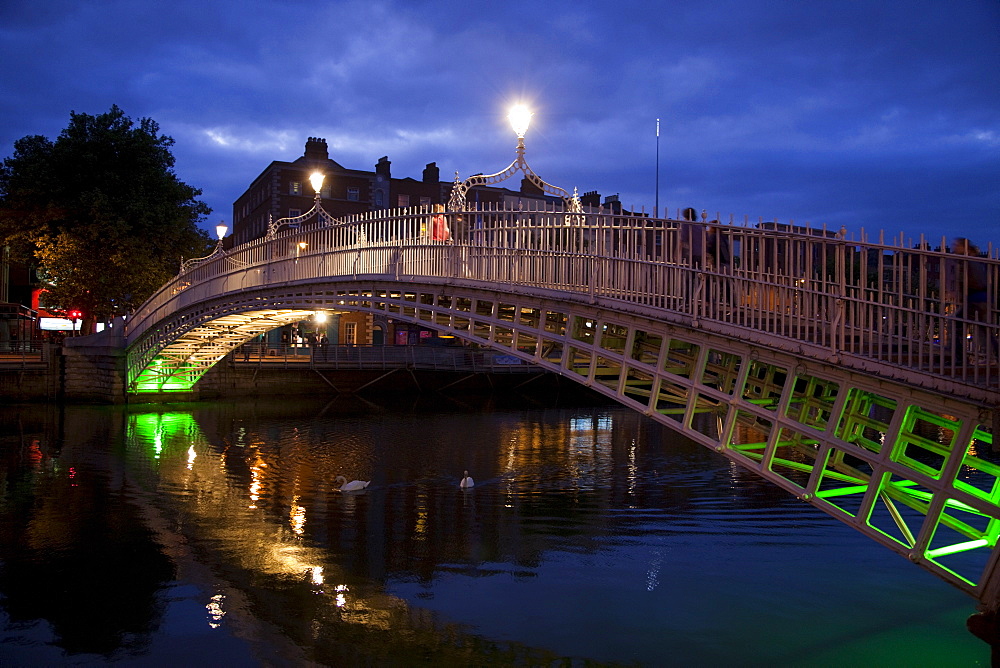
[108,199,1000,618]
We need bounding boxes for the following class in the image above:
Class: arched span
[121,205,1000,605]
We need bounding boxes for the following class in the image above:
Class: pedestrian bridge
[121,204,1000,609]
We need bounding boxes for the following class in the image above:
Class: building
[232,137,453,246]
[231,137,577,246]
[231,138,579,348]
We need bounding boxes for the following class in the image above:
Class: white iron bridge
[122,204,1000,610]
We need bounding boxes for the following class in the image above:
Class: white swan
[335,475,370,492]
[460,470,474,489]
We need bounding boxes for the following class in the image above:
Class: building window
[290,181,302,195]
[397,194,410,207]
[375,190,384,206]
[321,185,332,199]
[419,197,431,206]
[347,187,360,201]
[288,209,301,218]
[345,322,357,345]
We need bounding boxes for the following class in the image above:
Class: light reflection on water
[0,397,987,666]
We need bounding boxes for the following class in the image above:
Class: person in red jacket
[431,203,451,242]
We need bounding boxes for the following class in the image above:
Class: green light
[132,356,202,393]
[129,412,200,459]
[925,539,990,560]
[815,484,870,498]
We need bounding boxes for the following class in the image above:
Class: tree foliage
[0,105,212,332]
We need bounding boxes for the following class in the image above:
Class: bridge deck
[105,205,1000,608]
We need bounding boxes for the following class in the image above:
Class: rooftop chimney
[304,137,328,161]
[422,162,440,183]
[520,176,543,196]
[580,190,601,208]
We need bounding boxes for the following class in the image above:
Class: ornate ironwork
[179,237,226,274]
[448,129,583,219]
[267,188,338,240]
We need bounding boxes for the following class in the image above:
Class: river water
[0,394,986,666]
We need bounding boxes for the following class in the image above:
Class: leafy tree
[0,105,212,333]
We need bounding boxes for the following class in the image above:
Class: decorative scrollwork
[179,241,225,275]
[266,193,341,240]
[448,135,582,220]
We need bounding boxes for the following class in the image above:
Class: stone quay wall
[0,350,62,402]
[1,332,576,404]
[61,330,128,403]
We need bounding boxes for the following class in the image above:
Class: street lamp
[508,104,532,162]
[212,221,228,253]
[508,104,532,140]
[309,172,325,200]
[266,173,333,239]
[448,103,581,218]
[178,221,230,273]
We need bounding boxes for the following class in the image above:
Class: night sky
[1,0,997,249]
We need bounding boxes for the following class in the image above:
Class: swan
[460,470,474,489]
[335,475,370,492]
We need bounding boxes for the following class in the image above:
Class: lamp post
[215,221,228,250]
[508,104,532,157]
[178,221,230,274]
[266,171,331,239]
[448,103,581,216]
[309,171,325,201]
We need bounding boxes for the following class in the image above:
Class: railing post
[589,254,597,303]
[692,272,706,326]
[831,297,844,355]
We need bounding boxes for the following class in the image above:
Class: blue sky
[1,0,997,249]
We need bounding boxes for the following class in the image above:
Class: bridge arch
[120,205,1000,606]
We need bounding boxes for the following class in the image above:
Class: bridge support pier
[967,612,1000,666]
[63,325,127,403]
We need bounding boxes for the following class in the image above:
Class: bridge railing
[127,204,998,396]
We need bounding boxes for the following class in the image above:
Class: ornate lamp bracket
[266,191,336,240]
[266,172,339,240]
[448,116,582,218]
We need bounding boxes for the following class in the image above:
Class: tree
[0,105,213,333]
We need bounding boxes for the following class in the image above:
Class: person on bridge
[949,237,995,362]
[431,203,451,242]
[679,207,704,268]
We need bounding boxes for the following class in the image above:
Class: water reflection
[0,397,987,666]
[0,407,175,659]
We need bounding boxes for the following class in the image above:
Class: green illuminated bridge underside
[118,205,999,607]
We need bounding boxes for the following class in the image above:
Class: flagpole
[655,118,660,219]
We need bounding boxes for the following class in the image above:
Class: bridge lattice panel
[120,206,1000,605]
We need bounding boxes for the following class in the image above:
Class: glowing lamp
[309,172,325,195]
[508,104,532,139]
[215,222,228,240]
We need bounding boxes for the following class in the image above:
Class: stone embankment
[0,328,127,403]
[0,350,61,402]
[1,331,577,404]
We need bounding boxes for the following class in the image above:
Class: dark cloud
[1,0,997,247]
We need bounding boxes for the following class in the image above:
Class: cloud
[0,0,996,245]
[194,126,297,155]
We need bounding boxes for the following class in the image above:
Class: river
[0,394,986,666]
